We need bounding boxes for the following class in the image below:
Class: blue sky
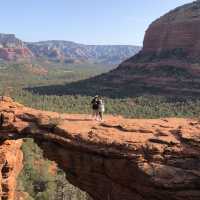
[1,0,194,45]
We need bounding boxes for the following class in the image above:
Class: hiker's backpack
[92,98,99,110]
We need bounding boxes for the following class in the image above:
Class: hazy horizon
[1,0,194,46]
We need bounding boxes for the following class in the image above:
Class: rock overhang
[0,97,199,200]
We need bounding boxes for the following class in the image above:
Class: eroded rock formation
[0,34,33,61]
[143,1,200,56]
[0,48,33,61]
[0,97,199,200]
[0,140,23,200]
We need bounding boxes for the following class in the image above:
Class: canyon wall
[143,0,200,57]
[0,97,199,200]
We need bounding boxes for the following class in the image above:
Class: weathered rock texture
[0,97,199,200]
[143,1,200,56]
[0,140,23,200]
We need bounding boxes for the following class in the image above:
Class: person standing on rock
[91,95,99,120]
[98,96,105,121]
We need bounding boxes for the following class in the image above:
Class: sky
[0,0,194,45]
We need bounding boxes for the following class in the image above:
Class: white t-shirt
[99,99,105,112]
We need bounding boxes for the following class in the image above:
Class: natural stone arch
[0,97,199,200]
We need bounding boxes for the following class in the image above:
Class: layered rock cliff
[0,48,33,61]
[0,34,24,49]
[0,34,33,61]
[143,1,200,57]
[0,97,199,200]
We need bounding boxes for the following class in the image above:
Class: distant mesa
[26,41,141,64]
[0,33,141,64]
[0,33,33,61]
[0,34,23,48]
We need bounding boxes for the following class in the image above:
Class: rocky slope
[0,97,199,200]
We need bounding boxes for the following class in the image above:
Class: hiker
[91,95,99,120]
[98,97,105,121]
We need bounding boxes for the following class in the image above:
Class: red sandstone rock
[0,97,199,200]
[0,140,23,200]
[143,1,200,57]
[0,48,33,61]
[0,34,33,61]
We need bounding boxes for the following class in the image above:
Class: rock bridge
[0,97,199,200]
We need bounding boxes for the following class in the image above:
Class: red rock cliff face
[143,1,200,57]
[0,48,33,61]
[143,21,200,56]
[0,34,33,61]
[0,140,23,200]
[0,97,199,200]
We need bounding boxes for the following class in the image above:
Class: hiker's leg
[101,112,104,121]
[96,110,99,120]
[99,112,103,121]
[92,109,97,119]
[92,109,95,118]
